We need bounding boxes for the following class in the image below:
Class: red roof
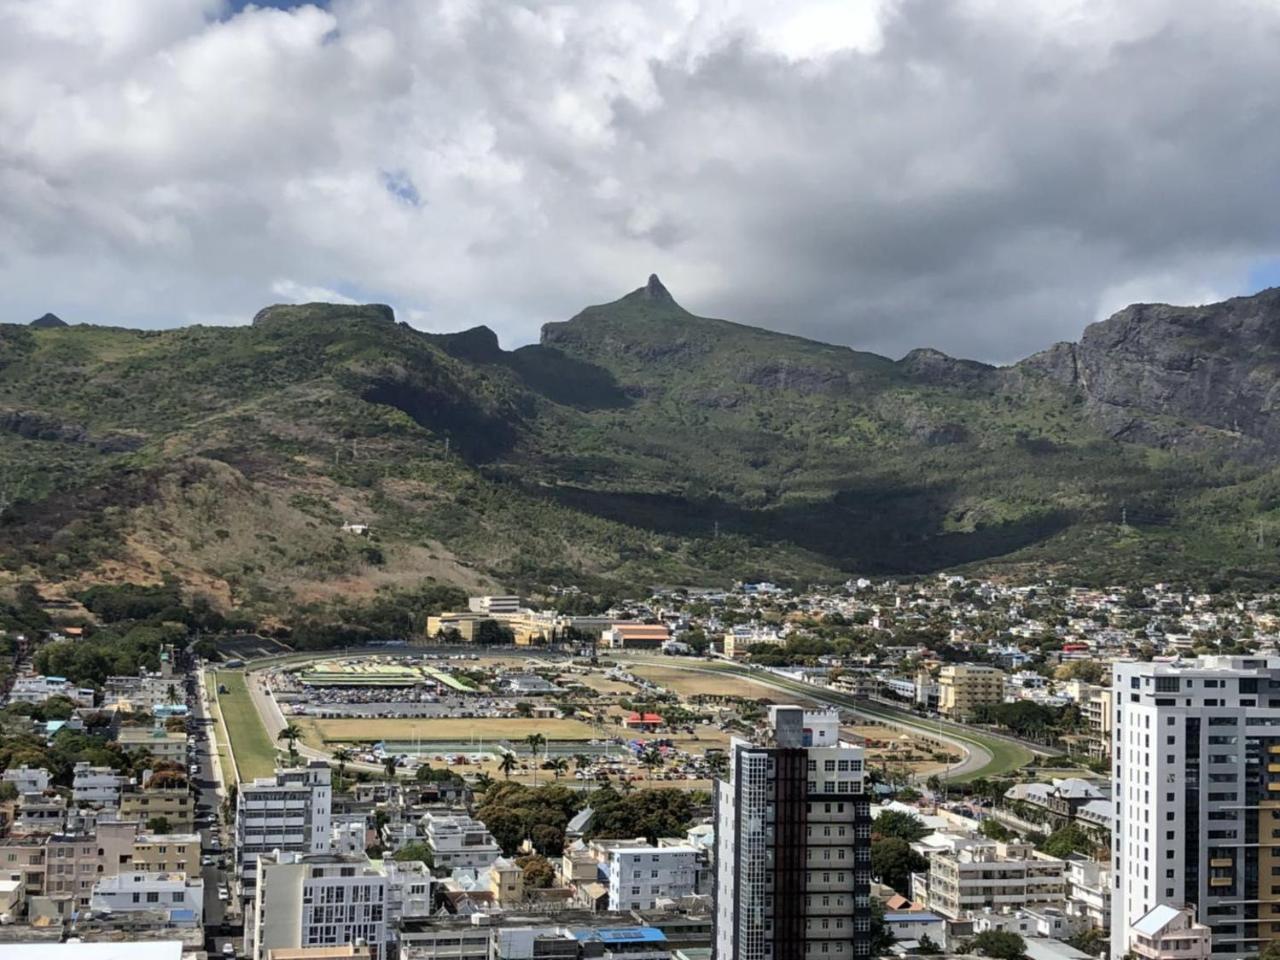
[626,712,664,724]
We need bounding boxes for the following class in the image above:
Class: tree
[166,683,179,706]
[146,816,172,834]
[391,840,434,867]
[1041,823,1093,859]
[524,734,546,785]
[917,934,942,955]
[550,757,569,781]
[979,818,1013,841]
[383,755,399,782]
[474,772,494,793]
[873,809,929,842]
[516,853,556,889]
[277,724,301,765]
[966,930,1026,960]
[707,752,729,781]
[640,746,664,780]
[869,899,896,957]
[332,748,353,789]
[870,837,927,895]
[499,752,518,780]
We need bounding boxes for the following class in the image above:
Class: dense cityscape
[4,577,1280,960]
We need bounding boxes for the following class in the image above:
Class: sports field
[215,670,280,781]
[295,716,599,746]
[295,659,474,690]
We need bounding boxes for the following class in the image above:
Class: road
[187,658,239,955]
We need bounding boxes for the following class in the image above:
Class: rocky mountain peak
[29,312,68,328]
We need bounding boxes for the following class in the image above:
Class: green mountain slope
[4,277,1280,616]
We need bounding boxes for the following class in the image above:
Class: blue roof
[885,912,943,922]
[46,676,68,683]
[573,928,668,944]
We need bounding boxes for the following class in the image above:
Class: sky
[3,0,1280,363]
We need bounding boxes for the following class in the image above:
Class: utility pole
[1121,505,1128,530]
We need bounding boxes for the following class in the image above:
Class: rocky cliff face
[1018,288,1280,453]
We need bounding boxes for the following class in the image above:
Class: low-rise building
[132,833,201,876]
[116,725,188,763]
[89,870,204,926]
[8,675,95,707]
[118,787,193,831]
[423,813,502,871]
[926,840,1066,919]
[72,762,127,808]
[602,624,671,651]
[2,766,51,795]
[1127,904,1211,960]
[606,846,699,912]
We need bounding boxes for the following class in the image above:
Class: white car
[217,887,230,902]
[222,944,236,957]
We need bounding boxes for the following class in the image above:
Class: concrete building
[1128,904,1211,960]
[468,595,522,615]
[1111,656,1280,959]
[250,852,389,960]
[1063,855,1111,930]
[937,664,1005,720]
[72,762,126,808]
[607,846,699,911]
[89,870,203,925]
[926,840,1066,919]
[714,705,872,960]
[118,786,194,831]
[7,674,95,707]
[116,724,188,763]
[423,813,502,871]
[236,762,334,901]
[132,833,201,876]
[2,765,51,795]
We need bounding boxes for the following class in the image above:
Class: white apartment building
[715,706,872,960]
[1111,656,1280,960]
[925,840,1066,919]
[236,762,333,900]
[72,762,126,808]
[250,852,389,960]
[3,765,51,795]
[8,675,94,707]
[89,870,204,926]
[1064,855,1111,930]
[606,846,699,911]
[423,813,502,871]
[383,859,434,924]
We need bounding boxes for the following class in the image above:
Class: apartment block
[1111,656,1280,960]
[236,762,334,901]
[250,852,389,960]
[937,664,1005,720]
[607,846,700,911]
[89,870,204,926]
[925,840,1066,919]
[714,705,872,960]
[423,813,502,871]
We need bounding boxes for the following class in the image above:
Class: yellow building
[424,610,557,645]
[118,788,194,831]
[132,832,200,876]
[938,663,1006,720]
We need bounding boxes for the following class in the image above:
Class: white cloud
[1,0,1280,361]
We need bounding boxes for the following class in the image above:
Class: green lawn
[214,670,279,782]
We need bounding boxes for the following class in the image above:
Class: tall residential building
[236,762,333,900]
[607,845,700,911]
[1112,656,1280,960]
[249,852,388,960]
[714,706,872,960]
[937,664,1005,720]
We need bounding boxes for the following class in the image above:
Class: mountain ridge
[5,278,1280,619]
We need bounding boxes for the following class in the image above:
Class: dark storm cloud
[1,0,1279,361]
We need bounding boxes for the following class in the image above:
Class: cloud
[1,0,1279,361]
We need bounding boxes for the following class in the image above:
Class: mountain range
[5,276,1280,617]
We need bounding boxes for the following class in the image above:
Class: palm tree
[277,723,301,765]
[573,753,591,775]
[550,757,569,781]
[166,683,179,706]
[499,752,518,780]
[332,748,353,790]
[383,755,398,782]
[640,746,664,780]
[474,772,494,793]
[524,733,546,785]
